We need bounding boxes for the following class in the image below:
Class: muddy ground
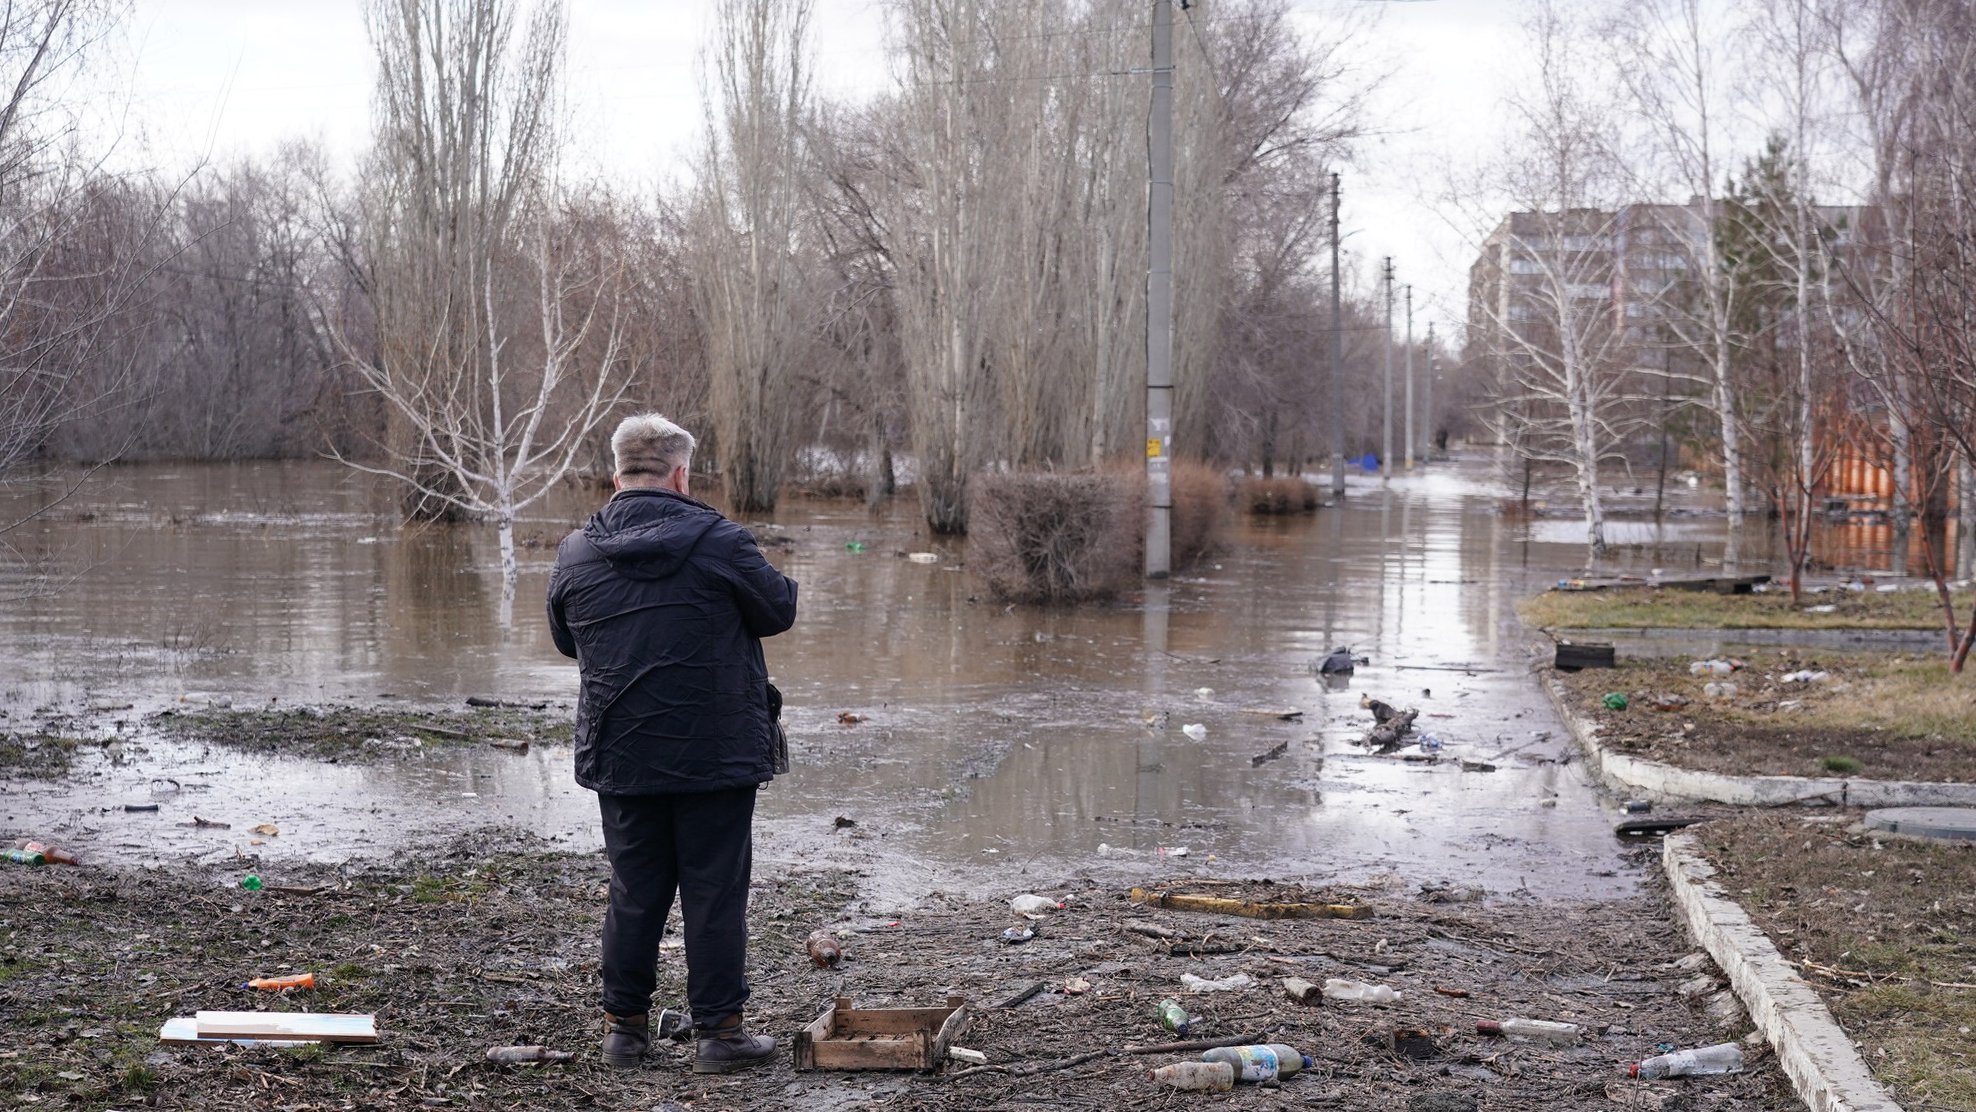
[0,831,1801,1112]
[1555,653,1976,782]
[1694,812,1976,1111]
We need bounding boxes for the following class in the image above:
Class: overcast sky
[110,0,1533,337]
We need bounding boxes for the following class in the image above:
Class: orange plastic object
[247,973,317,991]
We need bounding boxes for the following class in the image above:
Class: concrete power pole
[1144,0,1174,578]
[1328,173,1345,497]
[1381,257,1394,481]
[1403,285,1415,470]
[1424,321,1436,462]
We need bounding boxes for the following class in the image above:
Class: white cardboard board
[158,1017,312,1047]
[192,1011,379,1043]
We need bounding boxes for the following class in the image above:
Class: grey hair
[611,413,696,478]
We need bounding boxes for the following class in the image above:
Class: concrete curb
[1542,674,1976,807]
[1562,627,1944,653]
[1662,834,1902,1112]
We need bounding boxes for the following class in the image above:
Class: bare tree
[0,1,141,506]
[692,0,814,514]
[337,0,634,609]
[1466,1,1637,558]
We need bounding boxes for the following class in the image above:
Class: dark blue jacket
[546,488,798,795]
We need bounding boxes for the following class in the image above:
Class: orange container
[246,973,317,991]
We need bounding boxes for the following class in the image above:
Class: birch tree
[337,0,634,610]
[1470,1,1636,558]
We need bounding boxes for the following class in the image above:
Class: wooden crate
[793,996,969,1072]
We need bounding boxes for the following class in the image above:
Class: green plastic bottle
[3,847,45,866]
[240,874,264,891]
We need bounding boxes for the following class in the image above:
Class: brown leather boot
[601,1011,650,1068]
[692,1013,775,1074]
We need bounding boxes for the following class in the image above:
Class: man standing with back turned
[547,414,798,1073]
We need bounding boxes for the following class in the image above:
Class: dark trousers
[597,786,757,1027]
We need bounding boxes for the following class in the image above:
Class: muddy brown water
[0,456,1827,898]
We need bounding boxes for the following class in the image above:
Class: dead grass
[1696,813,1976,1109]
[967,472,1136,603]
[1584,653,1976,740]
[1521,584,1973,631]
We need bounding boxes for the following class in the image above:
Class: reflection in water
[0,457,1794,895]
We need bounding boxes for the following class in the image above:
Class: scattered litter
[249,823,279,837]
[1010,894,1064,915]
[14,841,78,865]
[1806,604,1838,613]
[150,778,181,795]
[1383,1026,1445,1060]
[1677,974,1718,997]
[807,932,844,968]
[1179,972,1254,993]
[240,875,263,891]
[244,973,316,991]
[1702,681,1738,699]
[1156,846,1190,858]
[1602,693,1629,711]
[906,552,939,563]
[837,712,863,726]
[157,1017,310,1048]
[1417,734,1443,752]
[1000,925,1035,944]
[1648,693,1690,712]
[1148,1060,1233,1091]
[124,803,160,813]
[1130,887,1369,920]
[1156,998,1195,1036]
[487,737,530,752]
[1621,800,1653,814]
[1193,687,1214,698]
[844,541,867,553]
[1458,759,1497,773]
[1630,1042,1744,1078]
[947,1046,987,1065]
[1323,977,1400,1003]
[1064,976,1092,995]
[184,1011,378,1044]
[1283,976,1322,1005]
[1432,985,1470,999]
[1782,670,1829,684]
[485,1045,573,1065]
[1475,1017,1578,1044]
[1180,723,1208,741]
[793,996,968,1071]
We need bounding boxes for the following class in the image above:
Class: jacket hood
[583,489,721,580]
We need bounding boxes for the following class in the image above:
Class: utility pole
[1424,322,1436,463]
[1144,0,1174,578]
[1328,172,1345,497]
[1403,284,1415,470]
[1381,257,1394,481]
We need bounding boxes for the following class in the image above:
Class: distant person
[1434,428,1448,452]
[546,414,798,1073]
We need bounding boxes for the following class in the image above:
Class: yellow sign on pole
[1146,438,1163,459]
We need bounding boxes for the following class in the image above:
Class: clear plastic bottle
[1476,1018,1579,1045]
[1630,1043,1744,1079]
[1322,977,1400,1003]
[1148,1061,1233,1091]
[1202,1044,1313,1082]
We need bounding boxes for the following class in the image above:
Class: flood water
[0,456,1827,899]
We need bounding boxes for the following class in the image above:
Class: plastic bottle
[1202,1044,1313,1082]
[1148,1061,1233,1092]
[1476,1018,1579,1045]
[485,1045,575,1065]
[3,847,45,866]
[1156,998,1194,1036]
[1322,977,1400,1003]
[807,932,844,968]
[1010,894,1064,915]
[244,973,317,991]
[240,874,264,891]
[1630,1043,1745,1079]
[21,841,79,865]
[1000,925,1034,944]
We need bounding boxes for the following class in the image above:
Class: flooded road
[0,457,1763,896]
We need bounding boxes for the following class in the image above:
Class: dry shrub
[968,471,1137,603]
[1241,475,1320,515]
[1166,459,1231,566]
